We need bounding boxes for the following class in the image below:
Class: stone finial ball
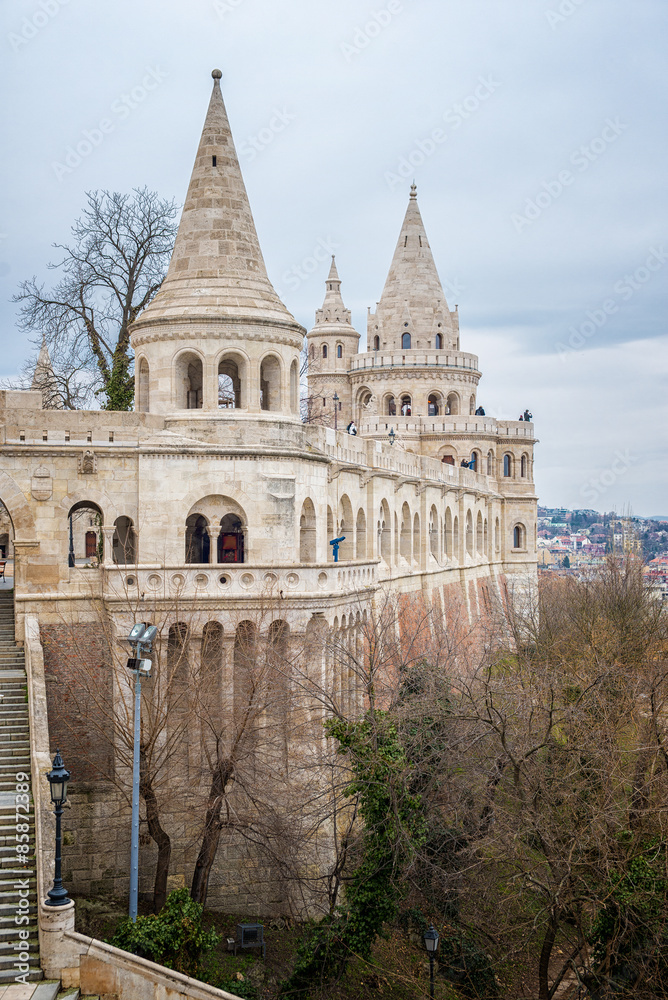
[212,69,222,79]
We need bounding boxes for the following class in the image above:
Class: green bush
[438,933,499,999]
[110,888,219,978]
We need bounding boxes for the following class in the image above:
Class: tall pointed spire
[313,257,355,329]
[133,70,300,330]
[369,186,456,350]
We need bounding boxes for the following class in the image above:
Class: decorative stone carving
[79,450,97,475]
[30,466,52,501]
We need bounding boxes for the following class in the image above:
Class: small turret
[306,258,360,426]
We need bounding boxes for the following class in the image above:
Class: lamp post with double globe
[45,749,71,907]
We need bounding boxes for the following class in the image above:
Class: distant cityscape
[537,507,668,600]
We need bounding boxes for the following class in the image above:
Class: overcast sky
[1,0,666,514]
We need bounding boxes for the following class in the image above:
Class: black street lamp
[424,924,439,999]
[68,514,75,568]
[333,392,339,431]
[388,427,396,446]
[45,749,72,907]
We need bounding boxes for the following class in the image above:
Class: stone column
[207,527,219,565]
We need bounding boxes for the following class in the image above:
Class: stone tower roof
[313,257,355,331]
[132,70,300,333]
[370,184,455,348]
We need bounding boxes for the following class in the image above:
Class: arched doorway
[67,501,103,566]
[112,516,136,564]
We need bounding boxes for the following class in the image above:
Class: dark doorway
[218,514,244,563]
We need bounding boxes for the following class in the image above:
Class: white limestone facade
[0,71,538,910]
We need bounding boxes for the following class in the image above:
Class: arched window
[487,451,494,476]
[435,333,443,350]
[445,507,453,557]
[400,503,411,561]
[175,351,203,410]
[67,501,103,566]
[112,516,136,565]
[290,359,299,413]
[469,395,476,415]
[429,506,438,559]
[469,452,478,472]
[441,453,456,466]
[234,621,257,721]
[445,392,459,415]
[476,511,483,554]
[218,353,246,409]
[378,500,391,563]
[373,335,380,350]
[521,454,528,478]
[260,355,282,412]
[466,511,473,556]
[413,512,420,565]
[427,394,440,416]
[185,514,210,564]
[514,524,526,549]
[168,622,189,673]
[387,395,396,416]
[402,332,411,349]
[336,344,343,359]
[218,514,245,563]
[322,344,328,359]
[503,454,513,478]
[400,395,412,416]
[356,508,367,559]
[338,495,354,561]
[300,499,316,562]
[137,358,149,413]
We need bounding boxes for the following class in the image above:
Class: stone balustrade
[349,350,480,373]
[103,560,380,600]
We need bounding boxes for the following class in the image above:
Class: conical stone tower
[131,70,305,420]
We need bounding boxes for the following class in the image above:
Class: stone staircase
[0,589,42,986]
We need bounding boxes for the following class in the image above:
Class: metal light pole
[68,514,75,568]
[424,925,439,999]
[333,392,339,430]
[45,749,71,907]
[125,623,157,920]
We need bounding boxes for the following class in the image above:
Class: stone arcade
[0,70,537,912]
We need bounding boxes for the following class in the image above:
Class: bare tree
[13,188,178,410]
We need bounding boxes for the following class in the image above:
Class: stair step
[33,984,64,1000]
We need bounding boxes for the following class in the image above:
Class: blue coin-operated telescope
[329,536,346,563]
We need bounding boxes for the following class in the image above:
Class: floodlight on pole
[125,622,156,921]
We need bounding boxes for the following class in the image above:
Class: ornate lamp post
[68,514,75,568]
[388,427,396,446]
[333,392,339,430]
[424,924,439,999]
[45,749,71,907]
